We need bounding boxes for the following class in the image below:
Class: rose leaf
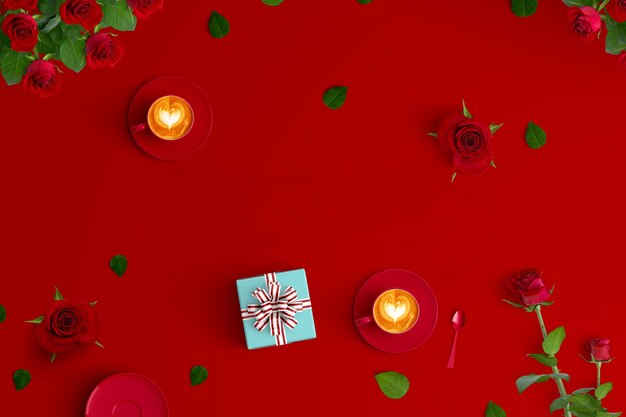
[323,86,348,110]
[59,36,86,73]
[53,287,64,301]
[190,365,208,386]
[13,369,31,391]
[0,49,31,86]
[100,0,137,32]
[50,353,57,364]
[515,373,551,394]
[262,0,284,5]
[527,353,558,367]
[209,11,230,39]
[25,315,45,324]
[95,341,105,348]
[357,0,374,3]
[374,371,409,399]
[511,0,538,17]
[461,99,472,118]
[485,401,506,417]
[489,123,504,134]
[595,382,613,400]
[0,305,5,323]
[109,254,128,278]
[525,121,546,149]
[550,396,571,414]
[542,326,566,356]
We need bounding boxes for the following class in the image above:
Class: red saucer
[85,373,168,417]
[354,269,438,353]
[128,76,213,161]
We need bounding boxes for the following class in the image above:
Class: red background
[1,0,625,415]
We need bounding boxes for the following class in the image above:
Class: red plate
[85,373,168,417]
[128,76,213,161]
[354,269,438,353]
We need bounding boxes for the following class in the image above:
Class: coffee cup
[355,288,419,334]
[130,95,194,140]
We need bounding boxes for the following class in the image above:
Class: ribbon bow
[241,272,312,346]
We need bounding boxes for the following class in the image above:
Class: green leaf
[550,396,571,413]
[13,369,31,390]
[550,373,570,382]
[451,172,457,183]
[262,0,284,5]
[573,388,594,395]
[562,0,596,6]
[41,15,61,33]
[528,353,558,367]
[50,353,57,363]
[357,0,374,3]
[208,11,230,38]
[53,286,64,301]
[95,341,104,348]
[374,371,409,399]
[490,123,504,134]
[542,326,566,355]
[109,254,128,277]
[25,315,45,324]
[569,394,604,417]
[511,0,538,17]
[525,121,547,149]
[462,99,472,118]
[0,49,31,86]
[0,305,5,323]
[606,26,626,55]
[89,301,98,307]
[503,299,524,308]
[516,374,551,394]
[38,0,61,16]
[486,401,507,417]
[190,365,208,386]
[59,35,86,73]
[100,0,136,32]
[595,382,612,400]
[323,86,348,110]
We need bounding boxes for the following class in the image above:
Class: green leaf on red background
[0,304,6,323]
[516,374,551,393]
[485,401,506,417]
[0,49,31,86]
[528,353,558,367]
[110,254,128,277]
[209,11,230,39]
[262,0,284,5]
[13,369,31,390]
[54,287,64,301]
[595,382,613,400]
[550,396,571,413]
[190,365,208,386]
[323,86,348,110]
[374,371,409,399]
[562,0,596,6]
[100,0,137,32]
[462,99,472,118]
[569,393,603,415]
[511,0,538,17]
[542,326,565,355]
[489,123,503,134]
[59,27,86,73]
[525,121,546,149]
[25,315,44,324]
[357,0,374,3]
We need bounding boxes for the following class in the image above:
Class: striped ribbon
[241,272,312,346]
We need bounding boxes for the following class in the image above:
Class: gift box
[237,269,316,349]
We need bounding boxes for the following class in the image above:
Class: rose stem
[596,361,602,388]
[535,305,572,417]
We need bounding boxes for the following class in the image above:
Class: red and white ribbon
[241,272,312,346]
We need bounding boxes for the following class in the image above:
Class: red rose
[1,13,38,52]
[507,268,551,307]
[436,112,494,176]
[22,60,62,98]
[608,0,626,22]
[59,0,103,30]
[568,6,602,42]
[36,300,101,354]
[586,338,612,362]
[127,0,163,19]
[3,0,38,10]
[85,33,124,68]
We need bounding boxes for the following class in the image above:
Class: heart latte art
[373,289,419,334]
[147,95,194,140]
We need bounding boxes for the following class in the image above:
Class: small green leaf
[109,254,128,278]
[323,86,348,110]
[38,0,60,16]
[59,35,86,73]
[462,99,472,118]
[262,0,284,5]
[511,0,538,17]
[573,388,594,395]
[100,0,137,31]
[427,132,438,137]
[50,353,57,363]
[89,301,98,307]
[25,315,45,324]
[490,123,504,134]
[0,49,31,86]
[596,382,613,400]
[516,374,551,394]
[0,305,5,323]
[190,365,208,386]
[542,326,566,356]
[357,0,374,3]
[54,287,64,301]
[526,121,547,149]
[208,11,230,39]
[503,299,523,308]
[486,401,507,417]
[451,172,457,183]
[374,371,409,399]
[95,341,105,348]
[550,396,571,414]
[41,15,61,33]
[13,369,31,390]
[528,353,558,367]
[490,160,497,169]
[606,26,626,54]
[562,0,596,6]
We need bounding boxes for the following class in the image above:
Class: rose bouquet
[0,0,163,97]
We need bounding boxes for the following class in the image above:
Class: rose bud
[608,0,626,23]
[3,0,38,11]
[85,33,124,68]
[507,268,551,307]
[1,13,38,52]
[60,0,103,30]
[567,6,601,43]
[22,60,62,98]
[586,338,612,362]
[36,300,101,353]
[127,0,163,19]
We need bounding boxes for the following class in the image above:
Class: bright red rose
[567,6,602,42]
[36,300,101,354]
[608,0,626,22]
[586,338,612,362]
[59,0,103,30]
[1,13,38,52]
[85,33,124,68]
[436,112,494,176]
[507,268,551,307]
[3,0,38,10]
[127,0,163,19]
[22,60,62,98]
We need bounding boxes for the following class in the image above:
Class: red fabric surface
[1,1,625,415]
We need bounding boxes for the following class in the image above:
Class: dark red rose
[59,0,103,30]
[85,33,124,68]
[36,300,101,354]
[507,268,551,307]
[608,0,626,22]
[127,0,163,19]
[3,0,38,11]
[436,112,494,176]
[22,60,62,98]
[568,6,602,42]
[586,338,612,362]
[1,13,38,52]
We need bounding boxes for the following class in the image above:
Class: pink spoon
[447,309,465,369]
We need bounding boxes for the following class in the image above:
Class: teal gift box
[237,269,316,349]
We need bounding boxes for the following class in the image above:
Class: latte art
[373,289,419,334]
[147,95,193,140]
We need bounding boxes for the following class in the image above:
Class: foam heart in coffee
[373,289,419,334]
[147,95,194,140]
